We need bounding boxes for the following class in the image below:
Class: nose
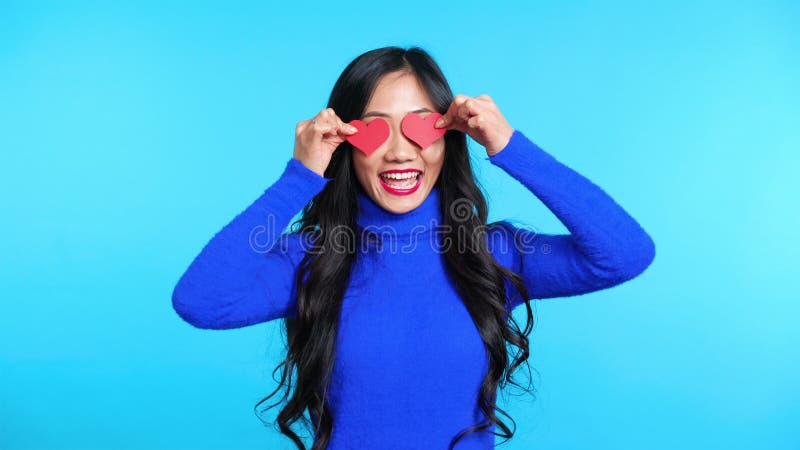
[384,122,419,163]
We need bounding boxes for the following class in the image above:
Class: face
[352,71,445,214]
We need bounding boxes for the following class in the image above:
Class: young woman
[172,46,655,450]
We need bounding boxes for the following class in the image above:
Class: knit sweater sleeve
[486,130,655,308]
[171,157,330,329]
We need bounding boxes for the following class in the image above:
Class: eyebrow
[361,107,434,118]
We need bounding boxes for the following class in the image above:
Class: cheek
[352,154,377,181]
[423,143,446,171]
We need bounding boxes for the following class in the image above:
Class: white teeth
[380,171,421,189]
[380,171,420,180]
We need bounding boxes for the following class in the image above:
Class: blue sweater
[172,130,655,449]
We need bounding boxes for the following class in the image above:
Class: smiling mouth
[378,170,422,189]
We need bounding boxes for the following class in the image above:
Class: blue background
[2,1,798,449]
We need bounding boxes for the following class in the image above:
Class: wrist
[486,126,515,156]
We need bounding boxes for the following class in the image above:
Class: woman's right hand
[294,108,358,177]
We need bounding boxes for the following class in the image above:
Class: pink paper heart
[346,118,390,157]
[401,112,446,150]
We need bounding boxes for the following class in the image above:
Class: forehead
[364,72,435,113]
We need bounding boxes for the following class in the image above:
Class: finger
[299,118,322,136]
[296,120,311,134]
[312,119,337,136]
[475,94,497,111]
[317,108,356,134]
[453,94,470,105]
[326,107,346,125]
[467,114,487,130]
[312,108,336,131]
[456,98,480,121]
[321,120,356,137]
[435,94,470,128]
[337,119,358,134]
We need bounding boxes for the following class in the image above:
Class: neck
[355,186,442,236]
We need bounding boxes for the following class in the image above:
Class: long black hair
[255,46,537,449]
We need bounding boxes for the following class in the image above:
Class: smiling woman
[171,45,656,450]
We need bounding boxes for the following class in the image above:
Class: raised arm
[487,130,655,307]
[171,157,330,329]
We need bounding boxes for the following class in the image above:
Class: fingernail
[347,125,358,133]
[435,118,444,127]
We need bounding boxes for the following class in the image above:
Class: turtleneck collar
[356,186,442,236]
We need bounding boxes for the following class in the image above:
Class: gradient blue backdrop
[2,1,798,449]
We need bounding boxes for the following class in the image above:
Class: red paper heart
[346,118,390,157]
[401,112,446,150]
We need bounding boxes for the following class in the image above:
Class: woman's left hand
[434,94,515,156]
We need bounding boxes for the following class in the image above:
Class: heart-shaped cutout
[401,112,446,150]
[346,118,390,157]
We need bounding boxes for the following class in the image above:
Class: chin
[377,187,427,213]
